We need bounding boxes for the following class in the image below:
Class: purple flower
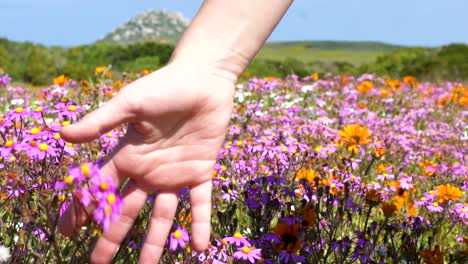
[427,202,443,213]
[279,251,305,263]
[0,74,11,87]
[233,246,262,263]
[169,226,189,251]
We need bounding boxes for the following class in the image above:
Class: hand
[58,62,236,263]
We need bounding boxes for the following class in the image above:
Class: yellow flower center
[62,121,70,127]
[330,183,336,188]
[421,197,426,201]
[53,133,61,140]
[234,232,243,239]
[9,156,16,162]
[100,182,109,191]
[106,132,113,138]
[15,107,23,113]
[34,106,43,112]
[64,175,74,185]
[462,208,466,213]
[107,194,116,204]
[30,127,40,135]
[80,164,91,177]
[433,202,439,207]
[173,230,182,239]
[67,105,77,111]
[39,143,49,151]
[5,140,14,148]
[242,246,251,254]
[65,142,73,147]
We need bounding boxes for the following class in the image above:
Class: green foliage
[23,47,56,85]
[1,37,468,84]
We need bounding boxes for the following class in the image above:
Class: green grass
[256,41,404,65]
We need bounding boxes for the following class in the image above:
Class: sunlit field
[0,69,467,263]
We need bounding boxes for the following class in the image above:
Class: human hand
[58,62,236,263]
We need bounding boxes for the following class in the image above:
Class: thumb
[60,93,135,143]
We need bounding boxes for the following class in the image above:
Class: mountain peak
[99,9,190,45]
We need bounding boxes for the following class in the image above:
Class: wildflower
[53,75,68,86]
[95,66,107,75]
[224,232,251,247]
[381,202,397,217]
[435,184,463,202]
[232,246,262,263]
[169,227,190,251]
[427,202,443,213]
[357,81,373,93]
[0,244,10,262]
[365,189,382,205]
[272,223,302,253]
[451,203,468,221]
[295,168,320,185]
[419,246,444,264]
[339,124,372,153]
[140,69,150,76]
[0,74,11,87]
[30,142,56,159]
[403,76,417,87]
[7,106,29,122]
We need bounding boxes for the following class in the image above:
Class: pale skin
[58,0,294,263]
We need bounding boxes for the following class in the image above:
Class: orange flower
[311,72,319,81]
[460,96,468,106]
[339,124,372,153]
[300,203,317,228]
[385,79,402,91]
[272,223,302,253]
[53,75,68,86]
[381,202,398,217]
[419,246,444,264]
[357,81,373,93]
[437,96,451,106]
[403,76,417,87]
[140,69,151,76]
[365,189,382,205]
[95,66,107,75]
[374,146,385,158]
[295,168,320,185]
[435,184,463,202]
[380,89,391,97]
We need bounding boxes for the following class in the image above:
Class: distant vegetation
[1,37,468,85]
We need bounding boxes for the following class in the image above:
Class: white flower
[10,98,24,106]
[0,245,10,262]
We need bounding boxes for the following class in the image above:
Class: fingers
[60,91,135,143]
[58,159,123,237]
[91,182,148,264]
[139,192,179,264]
[189,181,212,252]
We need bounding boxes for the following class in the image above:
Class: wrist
[168,45,247,84]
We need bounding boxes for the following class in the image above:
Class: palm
[58,63,235,263]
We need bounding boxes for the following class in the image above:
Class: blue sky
[1,0,467,47]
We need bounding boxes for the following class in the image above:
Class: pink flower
[233,246,262,263]
[169,227,189,251]
[224,232,251,247]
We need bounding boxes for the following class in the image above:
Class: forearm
[169,0,293,82]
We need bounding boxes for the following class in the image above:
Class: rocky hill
[98,10,190,45]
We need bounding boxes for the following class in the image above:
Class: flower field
[0,69,467,263]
